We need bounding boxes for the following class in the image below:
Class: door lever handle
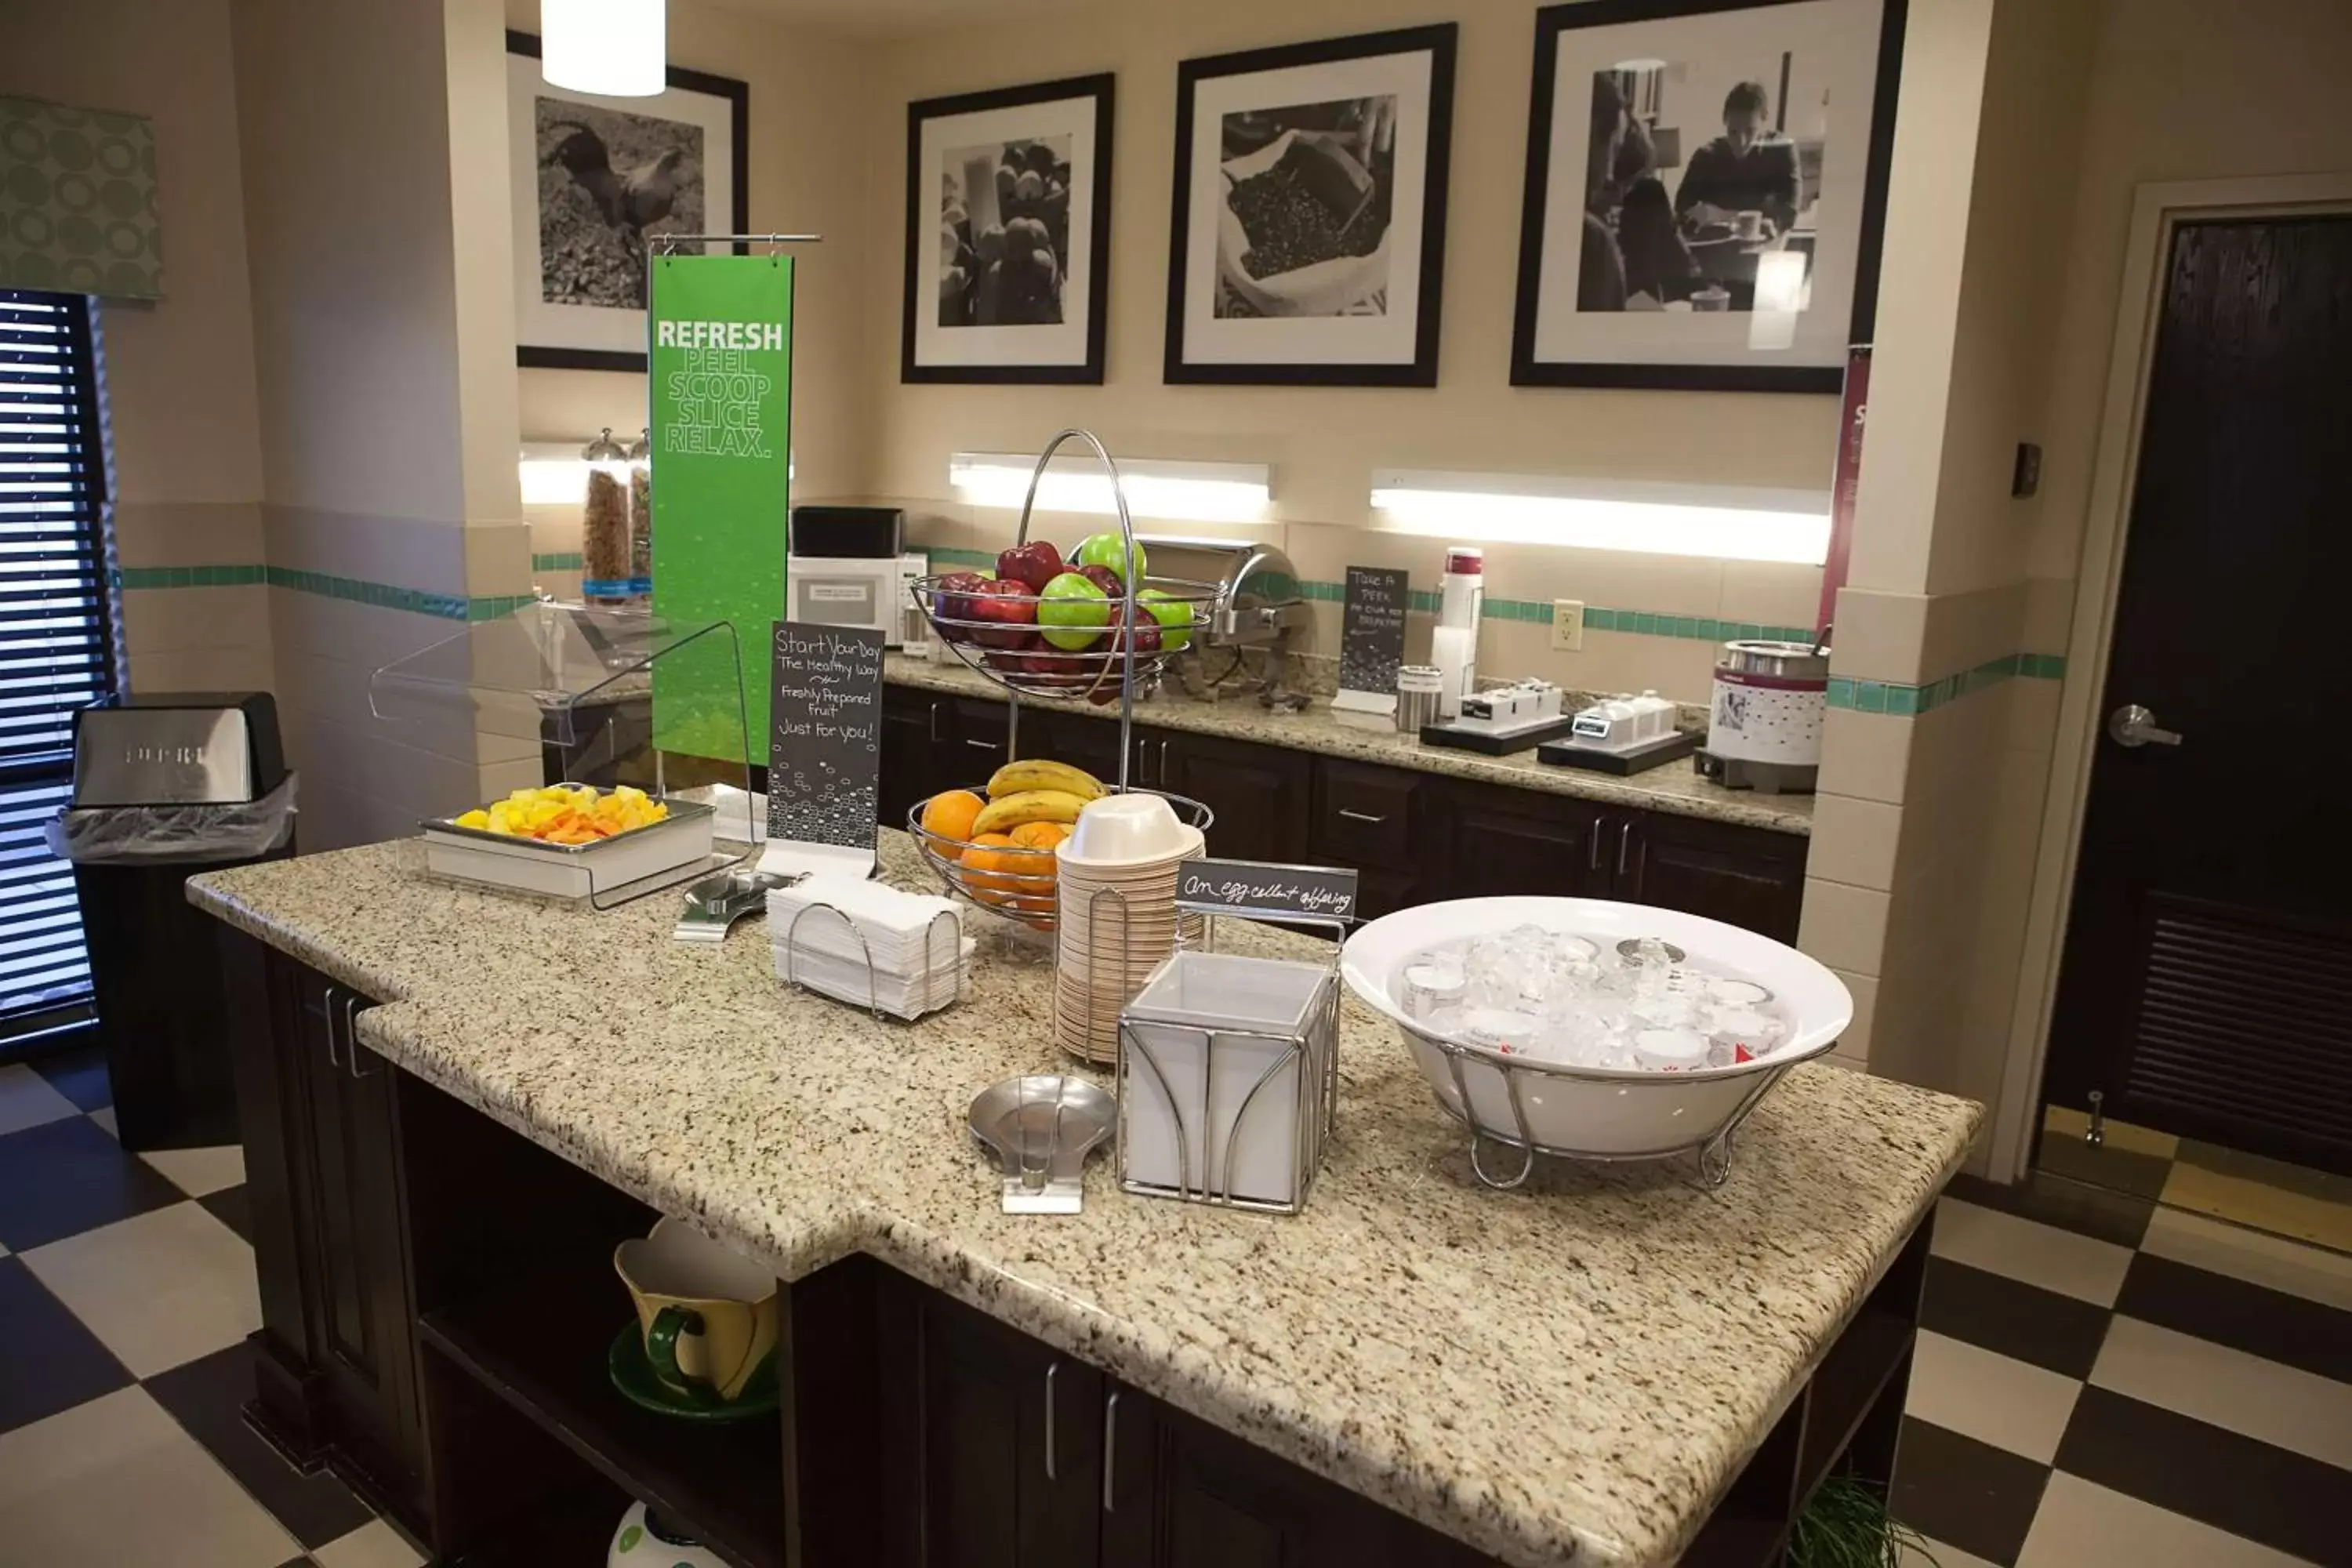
[2107,703,2183,748]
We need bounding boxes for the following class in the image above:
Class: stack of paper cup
[1054,794,1207,1065]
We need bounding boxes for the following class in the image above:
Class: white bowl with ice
[1341,898,1852,1163]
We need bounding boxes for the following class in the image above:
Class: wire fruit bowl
[911,574,1227,703]
[906,786,1214,932]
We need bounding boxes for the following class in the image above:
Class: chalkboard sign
[768,622,884,851]
[1177,858,1359,922]
[1338,565,1409,696]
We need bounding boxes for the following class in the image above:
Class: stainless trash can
[50,693,295,1151]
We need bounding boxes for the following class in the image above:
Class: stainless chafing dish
[1134,534,1311,709]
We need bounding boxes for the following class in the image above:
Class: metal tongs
[673,869,797,944]
[967,1076,1116,1214]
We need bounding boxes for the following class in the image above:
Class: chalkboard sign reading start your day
[768,621,884,851]
[1178,858,1359,921]
[1338,565,1410,698]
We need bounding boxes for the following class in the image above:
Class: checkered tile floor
[1,1046,423,1568]
[7,1046,2349,1566]
[1893,1170,2352,1566]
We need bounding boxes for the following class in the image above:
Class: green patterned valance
[1,96,163,299]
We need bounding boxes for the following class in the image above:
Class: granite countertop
[883,653,1815,837]
[189,837,1973,1567]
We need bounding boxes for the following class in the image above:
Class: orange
[920,789,985,844]
[1008,820,1072,851]
[960,833,1056,906]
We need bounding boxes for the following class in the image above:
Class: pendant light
[541,0,666,98]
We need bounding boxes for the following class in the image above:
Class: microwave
[786,551,931,648]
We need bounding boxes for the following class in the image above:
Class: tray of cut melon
[906,760,1214,931]
[421,784,715,900]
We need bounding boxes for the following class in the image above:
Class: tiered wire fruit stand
[904,430,1226,934]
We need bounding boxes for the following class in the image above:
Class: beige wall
[0,0,274,695]
[856,0,1840,702]
[1802,0,2351,1166]
[234,0,532,849]
[2031,0,2352,587]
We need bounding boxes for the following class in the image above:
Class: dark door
[882,686,948,830]
[891,1283,1104,1568]
[1616,811,1807,943]
[292,971,424,1505]
[1436,781,1613,900]
[1154,732,1311,864]
[2046,214,2352,1172]
[1102,1388,1486,1568]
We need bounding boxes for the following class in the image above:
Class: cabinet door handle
[1337,808,1386,825]
[321,985,343,1069]
[1044,1361,1059,1482]
[927,701,941,743]
[1617,818,1635,877]
[966,736,1003,753]
[1158,740,1171,780]
[344,993,376,1080]
[1102,1388,1121,1512]
[1588,823,1604,873]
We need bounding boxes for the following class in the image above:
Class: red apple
[933,570,993,642]
[966,576,1038,649]
[1074,562,1124,599]
[1104,601,1163,657]
[995,539,1065,593]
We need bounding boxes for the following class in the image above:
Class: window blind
[2,288,112,1035]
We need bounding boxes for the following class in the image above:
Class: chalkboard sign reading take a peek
[1338,565,1409,701]
[768,622,884,851]
[1178,858,1359,922]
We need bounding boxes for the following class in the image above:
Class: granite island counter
[190,833,1976,1568]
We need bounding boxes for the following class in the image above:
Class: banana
[985,759,1106,802]
[972,789,1088,837]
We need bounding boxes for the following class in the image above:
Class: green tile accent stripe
[1825,652,2066,717]
[114,562,535,622]
[114,564,267,589]
[532,550,585,572]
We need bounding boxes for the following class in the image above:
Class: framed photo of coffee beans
[903,73,1116,384]
[1508,0,1907,393]
[1164,25,1457,387]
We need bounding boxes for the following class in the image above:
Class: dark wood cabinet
[1435,782,1616,902]
[1308,760,1421,920]
[881,685,950,833]
[880,1280,1106,1568]
[1102,1392,1487,1568]
[221,931,426,1531]
[1151,731,1312,866]
[1618,810,1808,945]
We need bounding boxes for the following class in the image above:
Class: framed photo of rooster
[506,31,750,372]
[902,74,1116,384]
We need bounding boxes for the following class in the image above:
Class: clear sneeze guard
[368,601,756,909]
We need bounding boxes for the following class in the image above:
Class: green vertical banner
[648,252,793,762]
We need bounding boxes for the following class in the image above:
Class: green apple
[1072,532,1145,585]
[1036,572,1110,651]
[1136,588,1191,652]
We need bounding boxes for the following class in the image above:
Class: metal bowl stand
[1408,1022,1798,1192]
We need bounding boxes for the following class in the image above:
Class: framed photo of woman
[1508,0,1905,393]
[1164,25,1457,387]
[902,74,1116,384]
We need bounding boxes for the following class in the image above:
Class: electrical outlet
[1550,599,1585,652]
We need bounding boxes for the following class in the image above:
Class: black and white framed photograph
[506,30,748,372]
[902,74,1114,384]
[1165,25,1456,387]
[1509,0,1904,393]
